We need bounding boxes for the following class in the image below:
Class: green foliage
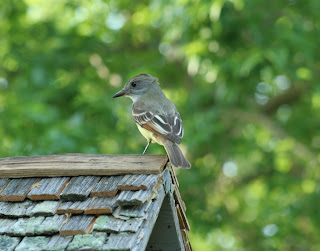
[1,0,320,250]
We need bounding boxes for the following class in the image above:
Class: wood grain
[0,154,168,178]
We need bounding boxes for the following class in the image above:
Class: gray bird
[113,73,191,168]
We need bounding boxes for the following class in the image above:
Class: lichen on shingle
[66,232,107,251]
[15,236,49,251]
[0,235,20,251]
[35,214,67,235]
[7,217,45,236]
[30,201,60,216]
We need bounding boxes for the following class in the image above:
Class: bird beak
[112,89,127,98]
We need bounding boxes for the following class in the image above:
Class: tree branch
[261,83,310,115]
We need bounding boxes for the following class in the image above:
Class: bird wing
[132,106,183,144]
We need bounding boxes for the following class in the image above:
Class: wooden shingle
[0,218,18,234]
[93,215,125,233]
[35,215,67,235]
[60,215,96,236]
[116,200,153,218]
[27,177,69,201]
[57,198,92,214]
[46,235,73,251]
[117,174,158,191]
[0,178,39,201]
[7,217,45,236]
[0,235,21,251]
[90,175,123,197]
[29,201,60,216]
[84,197,117,215]
[119,218,144,233]
[0,200,37,217]
[60,176,100,201]
[117,188,155,206]
[66,232,107,251]
[15,236,50,251]
[103,232,139,250]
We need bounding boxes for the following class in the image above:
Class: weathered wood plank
[181,229,192,251]
[176,204,190,231]
[60,215,96,236]
[84,197,117,215]
[0,178,39,201]
[60,176,100,201]
[91,176,123,197]
[57,198,92,214]
[168,163,179,187]
[0,154,168,178]
[117,174,158,191]
[27,177,70,200]
[174,185,187,212]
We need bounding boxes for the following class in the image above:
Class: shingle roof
[0,154,191,251]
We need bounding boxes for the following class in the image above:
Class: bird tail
[163,140,191,169]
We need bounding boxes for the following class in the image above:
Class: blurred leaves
[1,0,320,250]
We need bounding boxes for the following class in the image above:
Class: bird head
[112,73,159,101]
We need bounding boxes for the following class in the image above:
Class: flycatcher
[112,73,191,169]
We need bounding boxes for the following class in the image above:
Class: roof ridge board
[0,154,168,164]
[0,155,168,178]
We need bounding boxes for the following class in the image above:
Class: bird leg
[142,141,151,154]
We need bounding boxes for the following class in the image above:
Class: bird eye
[131,81,137,87]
